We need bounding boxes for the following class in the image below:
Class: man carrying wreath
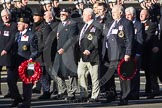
[8,17,38,108]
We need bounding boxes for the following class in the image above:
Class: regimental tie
[79,24,88,44]
[80,24,88,39]
[106,20,117,48]
[17,33,22,42]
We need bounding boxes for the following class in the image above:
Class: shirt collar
[115,18,121,23]
[133,18,136,24]
[141,20,147,23]
[86,19,94,26]
[20,29,28,35]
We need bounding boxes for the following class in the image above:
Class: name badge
[3,31,9,36]
[112,29,118,34]
[21,35,29,41]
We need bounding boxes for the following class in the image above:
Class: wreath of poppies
[18,59,42,84]
[117,58,137,80]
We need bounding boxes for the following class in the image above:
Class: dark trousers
[8,55,33,106]
[103,49,131,100]
[100,62,116,97]
[129,56,141,98]
[100,49,117,97]
[143,53,160,94]
[120,79,131,100]
[40,66,51,92]
[0,66,12,94]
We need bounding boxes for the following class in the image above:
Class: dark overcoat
[52,20,78,78]
[32,21,52,65]
[0,22,17,66]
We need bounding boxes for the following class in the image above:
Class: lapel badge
[22,45,28,51]
[87,34,93,40]
[118,30,124,38]
[118,25,123,30]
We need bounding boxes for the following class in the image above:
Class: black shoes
[65,95,75,101]
[106,93,116,103]
[52,93,67,100]
[76,97,89,102]
[10,98,23,107]
[118,99,128,106]
[147,92,160,99]
[4,93,11,98]
[88,98,99,103]
[18,104,30,108]
[32,88,41,94]
[127,96,139,100]
[38,91,51,99]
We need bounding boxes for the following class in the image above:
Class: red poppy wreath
[117,58,137,80]
[18,59,42,84]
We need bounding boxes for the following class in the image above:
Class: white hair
[125,7,136,16]
[83,8,94,16]
[1,9,11,17]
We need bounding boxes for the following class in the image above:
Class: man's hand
[58,48,64,55]
[83,50,90,56]
[1,50,7,56]
[124,55,130,62]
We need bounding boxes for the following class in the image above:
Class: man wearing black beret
[52,8,78,100]
[9,17,38,108]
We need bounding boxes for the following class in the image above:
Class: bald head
[140,9,149,21]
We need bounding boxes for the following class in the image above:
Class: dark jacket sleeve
[30,34,38,59]
[135,22,144,55]
[124,20,134,56]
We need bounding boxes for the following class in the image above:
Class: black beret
[32,8,44,16]
[17,17,30,24]
[13,0,22,2]
[60,8,70,13]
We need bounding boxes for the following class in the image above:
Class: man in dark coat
[125,7,144,100]
[52,8,78,100]
[0,9,17,96]
[9,17,38,108]
[32,8,52,99]
[43,10,59,95]
[76,8,102,102]
[102,5,134,105]
[140,9,160,99]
